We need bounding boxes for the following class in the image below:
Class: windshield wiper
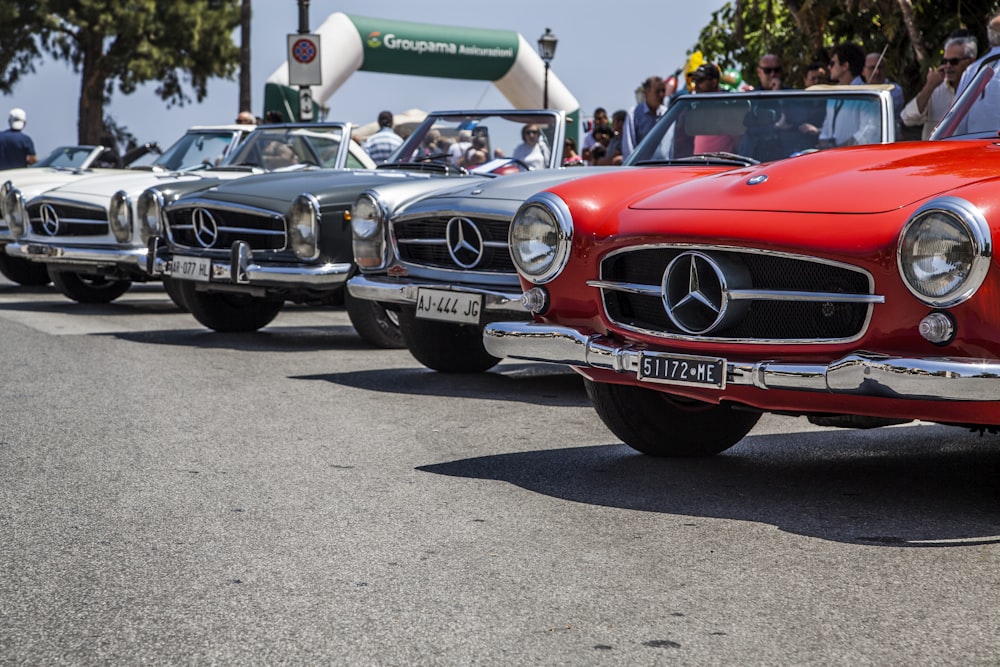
[634,152,759,167]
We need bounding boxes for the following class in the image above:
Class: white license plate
[416,288,482,324]
[170,255,213,282]
[637,351,726,389]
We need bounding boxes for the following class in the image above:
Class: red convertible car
[484,59,1000,457]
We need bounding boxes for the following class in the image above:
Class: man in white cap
[0,108,37,169]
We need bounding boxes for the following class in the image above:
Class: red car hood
[630,141,1000,214]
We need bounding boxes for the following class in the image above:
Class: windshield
[624,89,893,166]
[387,111,564,171]
[33,146,101,169]
[932,55,1000,139]
[223,124,348,169]
[149,130,243,171]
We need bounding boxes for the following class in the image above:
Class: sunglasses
[942,57,969,66]
[759,66,782,74]
[525,129,540,135]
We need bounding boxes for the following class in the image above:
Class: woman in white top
[512,124,550,169]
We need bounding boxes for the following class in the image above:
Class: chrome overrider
[348,274,528,314]
[146,236,351,286]
[482,321,1000,401]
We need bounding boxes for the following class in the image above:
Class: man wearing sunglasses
[756,54,788,91]
[902,36,977,139]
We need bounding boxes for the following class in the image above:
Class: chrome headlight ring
[4,186,28,237]
[509,191,574,284]
[108,190,133,243]
[289,193,320,261]
[897,196,991,307]
[136,189,165,244]
[351,191,388,270]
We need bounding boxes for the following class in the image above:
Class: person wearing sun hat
[0,107,37,169]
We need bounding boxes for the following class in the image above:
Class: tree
[0,0,242,144]
[695,0,997,101]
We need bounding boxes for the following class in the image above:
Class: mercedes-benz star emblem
[39,203,60,236]
[662,252,731,335]
[445,217,485,269]
[192,208,219,248]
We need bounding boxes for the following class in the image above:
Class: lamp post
[537,27,558,108]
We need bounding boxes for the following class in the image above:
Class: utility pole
[238,0,252,116]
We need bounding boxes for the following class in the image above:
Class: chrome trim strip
[483,321,1000,402]
[347,274,528,313]
[589,279,884,304]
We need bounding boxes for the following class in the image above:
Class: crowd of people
[5,13,998,172]
[566,15,995,166]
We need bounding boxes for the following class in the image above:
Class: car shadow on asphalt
[418,423,1000,546]
[293,363,590,407]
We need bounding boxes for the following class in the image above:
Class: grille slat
[601,246,875,343]
[394,216,514,272]
[27,201,107,237]
[165,206,286,251]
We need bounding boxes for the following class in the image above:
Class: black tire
[398,310,500,373]
[178,280,283,332]
[584,379,761,457]
[344,291,404,349]
[48,268,131,303]
[161,277,189,311]
[0,254,51,286]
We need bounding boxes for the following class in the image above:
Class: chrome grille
[599,246,876,343]
[28,199,107,237]
[165,203,286,251]
[394,216,514,272]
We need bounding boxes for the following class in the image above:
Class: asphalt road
[1,276,998,666]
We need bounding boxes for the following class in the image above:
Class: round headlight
[897,197,991,307]
[289,193,320,260]
[108,190,132,243]
[4,187,27,237]
[351,192,387,269]
[136,189,163,243]
[509,192,573,284]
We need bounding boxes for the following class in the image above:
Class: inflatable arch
[264,13,581,138]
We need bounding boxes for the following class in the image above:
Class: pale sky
[2,1,729,157]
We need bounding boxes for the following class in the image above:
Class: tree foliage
[0,0,242,143]
[695,0,998,100]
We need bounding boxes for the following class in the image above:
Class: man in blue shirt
[361,110,404,165]
[621,76,668,160]
[0,108,37,169]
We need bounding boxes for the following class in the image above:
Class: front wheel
[344,291,404,349]
[0,254,51,286]
[584,379,760,457]
[178,280,284,332]
[161,277,189,311]
[48,269,131,303]
[398,310,500,373]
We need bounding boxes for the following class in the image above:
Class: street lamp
[537,27,558,108]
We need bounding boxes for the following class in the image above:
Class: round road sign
[292,38,318,64]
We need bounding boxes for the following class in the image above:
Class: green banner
[349,15,519,81]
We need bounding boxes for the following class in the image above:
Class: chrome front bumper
[146,238,351,287]
[483,321,1000,402]
[348,274,528,314]
[6,241,146,269]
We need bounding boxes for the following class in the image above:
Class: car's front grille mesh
[165,207,286,251]
[600,247,874,342]
[27,200,107,237]
[394,216,514,272]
